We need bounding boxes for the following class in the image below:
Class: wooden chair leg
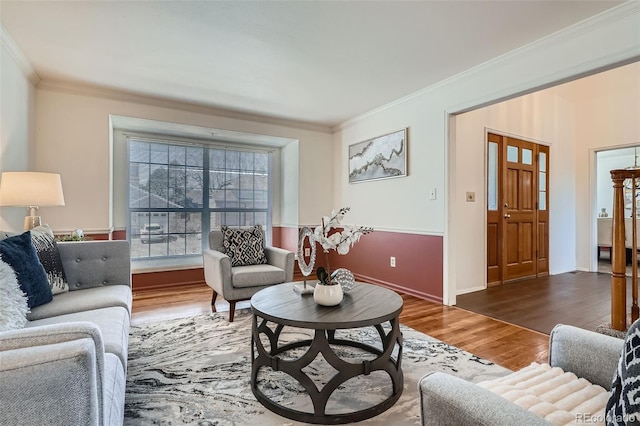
[229,301,236,322]
[211,290,218,312]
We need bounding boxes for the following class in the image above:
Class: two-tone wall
[2,3,639,299]
[332,3,639,304]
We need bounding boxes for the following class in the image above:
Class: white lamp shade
[0,172,65,207]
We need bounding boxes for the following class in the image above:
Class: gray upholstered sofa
[419,324,623,425]
[0,240,132,426]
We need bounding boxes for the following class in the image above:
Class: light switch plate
[466,192,475,202]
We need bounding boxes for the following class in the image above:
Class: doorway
[486,133,549,285]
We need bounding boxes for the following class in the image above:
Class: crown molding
[36,79,333,135]
[334,1,640,132]
[0,25,40,86]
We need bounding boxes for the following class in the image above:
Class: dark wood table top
[250,282,403,329]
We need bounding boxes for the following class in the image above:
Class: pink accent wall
[272,226,299,254]
[328,230,443,303]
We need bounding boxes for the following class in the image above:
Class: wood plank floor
[132,283,549,371]
[456,270,635,335]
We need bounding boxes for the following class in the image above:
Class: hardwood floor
[132,283,549,371]
[456,270,634,335]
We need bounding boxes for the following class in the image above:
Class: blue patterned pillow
[221,225,268,267]
[0,231,52,308]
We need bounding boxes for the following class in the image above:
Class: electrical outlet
[390,256,396,267]
[304,248,310,257]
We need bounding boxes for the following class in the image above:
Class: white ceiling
[0,0,626,128]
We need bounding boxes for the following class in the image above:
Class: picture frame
[348,128,407,183]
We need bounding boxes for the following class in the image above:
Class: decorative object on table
[0,172,65,230]
[331,268,355,294]
[56,228,86,242]
[311,207,372,305]
[313,274,344,306]
[348,128,407,183]
[313,207,372,280]
[293,226,316,295]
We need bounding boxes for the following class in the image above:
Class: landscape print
[349,129,407,183]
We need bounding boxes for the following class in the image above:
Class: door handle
[504,214,511,219]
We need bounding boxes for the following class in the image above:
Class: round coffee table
[250,281,404,424]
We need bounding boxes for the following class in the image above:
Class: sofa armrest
[549,324,623,390]
[0,322,105,425]
[58,241,131,290]
[203,248,232,295]
[265,246,294,282]
[419,372,551,426]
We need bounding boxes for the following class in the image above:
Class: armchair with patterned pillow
[203,225,294,321]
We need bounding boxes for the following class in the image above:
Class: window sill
[132,256,203,274]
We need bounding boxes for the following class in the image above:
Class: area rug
[124,310,509,425]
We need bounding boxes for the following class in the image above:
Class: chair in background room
[203,226,294,321]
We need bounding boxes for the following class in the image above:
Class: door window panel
[488,142,498,210]
[507,146,518,163]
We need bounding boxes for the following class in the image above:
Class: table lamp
[0,172,65,230]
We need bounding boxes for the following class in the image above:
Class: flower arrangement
[313,207,373,284]
[56,229,87,242]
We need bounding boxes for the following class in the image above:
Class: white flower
[311,207,372,255]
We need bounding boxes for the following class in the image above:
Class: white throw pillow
[0,257,30,331]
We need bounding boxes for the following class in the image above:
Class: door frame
[484,128,551,286]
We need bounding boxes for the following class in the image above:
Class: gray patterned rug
[124,311,509,425]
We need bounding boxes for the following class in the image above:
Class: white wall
[453,89,576,294]
[0,40,37,231]
[573,62,640,271]
[35,85,333,233]
[596,148,638,218]
[333,3,639,304]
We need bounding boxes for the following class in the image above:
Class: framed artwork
[348,128,407,183]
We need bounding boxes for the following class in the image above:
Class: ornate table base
[250,315,404,424]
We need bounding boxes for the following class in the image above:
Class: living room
[1,1,639,425]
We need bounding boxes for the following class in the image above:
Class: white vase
[313,282,344,306]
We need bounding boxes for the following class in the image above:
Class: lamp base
[24,215,42,231]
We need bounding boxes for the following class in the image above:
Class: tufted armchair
[203,229,294,321]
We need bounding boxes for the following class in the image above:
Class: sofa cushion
[232,264,285,288]
[478,362,608,425]
[27,306,130,369]
[30,225,69,295]
[0,258,29,331]
[27,284,132,321]
[0,231,52,308]
[221,225,268,267]
[103,352,125,426]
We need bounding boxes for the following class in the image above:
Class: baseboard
[132,268,206,291]
[456,285,486,295]
[353,273,443,304]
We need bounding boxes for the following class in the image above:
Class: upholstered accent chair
[203,228,294,321]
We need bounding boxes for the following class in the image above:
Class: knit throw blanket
[606,319,640,425]
[478,362,608,425]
